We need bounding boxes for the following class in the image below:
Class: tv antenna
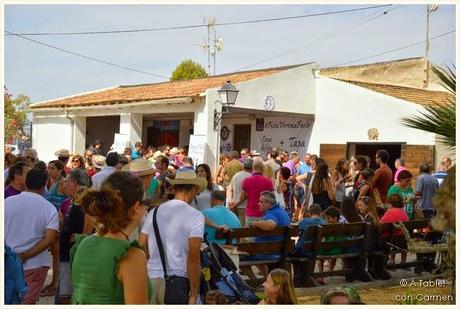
[193,17,224,75]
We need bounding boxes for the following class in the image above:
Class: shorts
[22,266,49,304]
[244,216,262,227]
[149,278,165,305]
[58,262,73,297]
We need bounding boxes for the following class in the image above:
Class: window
[233,124,251,152]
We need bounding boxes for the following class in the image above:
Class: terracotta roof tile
[30,66,298,109]
[333,78,454,107]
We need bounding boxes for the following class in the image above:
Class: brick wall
[320,144,347,171]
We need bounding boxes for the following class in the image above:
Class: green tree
[171,59,208,81]
[4,87,29,144]
[402,66,456,304]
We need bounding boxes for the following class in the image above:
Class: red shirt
[380,208,409,224]
[373,165,393,204]
[86,168,97,178]
[242,173,274,218]
[380,208,409,236]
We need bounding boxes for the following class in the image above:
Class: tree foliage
[171,59,208,81]
[4,87,29,144]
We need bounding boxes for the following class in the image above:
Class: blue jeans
[240,253,281,261]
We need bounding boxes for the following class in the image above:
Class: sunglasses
[25,156,36,162]
[72,159,81,163]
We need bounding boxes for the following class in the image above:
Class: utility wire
[335,30,455,66]
[5,5,391,36]
[5,30,170,79]
[237,5,397,71]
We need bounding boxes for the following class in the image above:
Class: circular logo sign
[220,126,230,141]
[264,95,275,111]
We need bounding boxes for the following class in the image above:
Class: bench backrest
[314,222,370,253]
[217,226,294,257]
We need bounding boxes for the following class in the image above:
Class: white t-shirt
[191,184,219,212]
[229,170,251,209]
[5,191,59,270]
[141,199,205,278]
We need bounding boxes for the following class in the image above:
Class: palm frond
[431,64,456,94]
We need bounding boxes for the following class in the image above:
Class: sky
[4,3,456,103]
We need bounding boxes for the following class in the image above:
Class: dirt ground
[298,283,454,305]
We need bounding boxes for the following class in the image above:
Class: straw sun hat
[54,149,71,157]
[121,158,155,177]
[166,169,207,193]
[92,155,106,169]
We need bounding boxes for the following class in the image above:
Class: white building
[29,58,452,175]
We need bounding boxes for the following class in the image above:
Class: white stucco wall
[32,116,72,163]
[227,63,317,114]
[308,77,436,154]
[202,63,318,171]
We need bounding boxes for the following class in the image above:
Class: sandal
[40,284,57,297]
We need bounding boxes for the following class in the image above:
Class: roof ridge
[30,85,121,106]
[119,62,310,88]
[331,77,452,95]
[321,57,425,71]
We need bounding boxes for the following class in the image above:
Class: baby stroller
[200,242,259,304]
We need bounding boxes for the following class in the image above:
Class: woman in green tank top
[70,171,152,304]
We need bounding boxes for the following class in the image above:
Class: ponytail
[79,188,131,235]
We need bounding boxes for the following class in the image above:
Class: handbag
[152,206,190,304]
[413,199,425,220]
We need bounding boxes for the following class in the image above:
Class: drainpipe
[65,109,75,153]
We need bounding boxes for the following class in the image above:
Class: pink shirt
[394,166,408,183]
[242,173,274,218]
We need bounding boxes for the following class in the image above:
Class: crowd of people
[4,140,453,305]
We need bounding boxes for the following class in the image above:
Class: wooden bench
[290,222,372,287]
[216,226,295,276]
[372,219,444,278]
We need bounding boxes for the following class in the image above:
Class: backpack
[4,245,28,304]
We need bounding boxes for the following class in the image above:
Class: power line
[5,31,170,79]
[237,5,397,71]
[5,5,392,36]
[335,30,455,66]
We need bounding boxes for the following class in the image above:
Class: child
[293,204,325,257]
[320,286,364,304]
[316,206,345,285]
[259,268,297,304]
[380,194,409,267]
[205,290,228,304]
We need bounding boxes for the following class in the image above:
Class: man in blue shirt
[203,190,241,244]
[415,163,439,218]
[240,191,290,280]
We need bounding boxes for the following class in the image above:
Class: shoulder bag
[152,206,190,304]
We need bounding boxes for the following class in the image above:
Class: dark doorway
[233,124,251,152]
[349,143,403,173]
[147,120,180,147]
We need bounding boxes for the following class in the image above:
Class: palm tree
[402,65,456,303]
